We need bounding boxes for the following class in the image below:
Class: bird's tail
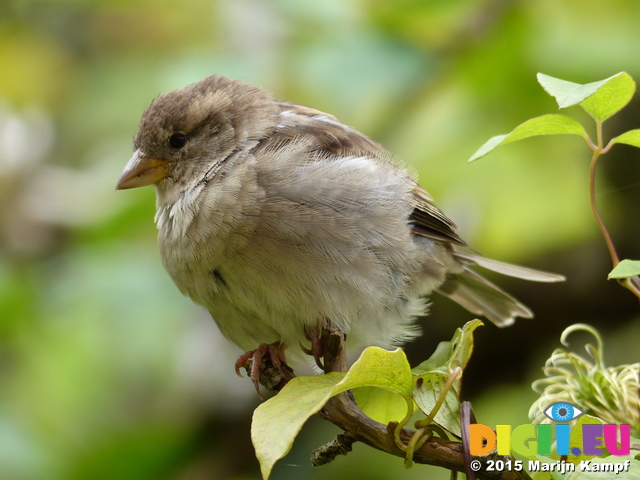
[436,252,565,327]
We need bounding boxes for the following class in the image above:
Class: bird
[116,74,564,391]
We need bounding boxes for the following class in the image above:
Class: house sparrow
[116,74,563,390]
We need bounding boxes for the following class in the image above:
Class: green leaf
[411,341,454,376]
[537,73,609,108]
[448,319,483,371]
[335,347,413,398]
[580,72,635,122]
[252,372,344,480]
[608,259,640,279]
[335,346,414,427]
[352,386,409,424]
[468,134,508,163]
[252,347,413,479]
[413,372,462,436]
[537,72,636,120]
[412,319,482,376]
[537,73,611,109]
[469,115,587,162]
[411,320,482,436]
[609,129,640,149]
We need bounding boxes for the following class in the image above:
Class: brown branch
[310,433,356,466]
[257,330,531,480]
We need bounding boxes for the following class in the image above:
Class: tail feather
[454,252,566,283]
[436,268,532,327]
[436,253,564,327]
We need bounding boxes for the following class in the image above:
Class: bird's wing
[410,184,467,247]
[268,101,384,156]
[258,100,466,247]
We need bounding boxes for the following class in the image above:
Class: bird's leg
[234,342,292,397]
[301,320,347,373]
[301,325,327,371]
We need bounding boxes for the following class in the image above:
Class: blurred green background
[1,0,639,479]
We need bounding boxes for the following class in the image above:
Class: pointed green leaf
[334,347,413,397]
[608,259,640,279]
[413,372,462,436]
[412,319,483,375]
[252,373,344,480]
[610,129,640,149]
[504,114,587,141]
[468,134,508,163]
[252,347,413,479]
[469,115,587,162]
[580,72,635,121]
[537,73,611,108]
[538,72,636,120]
[411,321,482,436]
[411,341,454,376]
[449,319,483,371]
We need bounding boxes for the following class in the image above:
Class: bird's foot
[235,342,293,397]
[301,323,347,372]
[300,329,325,371]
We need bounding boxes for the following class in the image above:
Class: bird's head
[116,74,277,192]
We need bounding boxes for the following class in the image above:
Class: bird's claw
[302,329,325,371]
[235,342,289,398]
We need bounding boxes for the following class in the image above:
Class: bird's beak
[116,150,170,190]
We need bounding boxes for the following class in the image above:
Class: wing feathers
[263,100,563,328]
[436,268,533,327]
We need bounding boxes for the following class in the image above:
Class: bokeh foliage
[1,1,639,479]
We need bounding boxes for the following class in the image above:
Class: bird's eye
[544,402,584,422]
[169,132,187,149]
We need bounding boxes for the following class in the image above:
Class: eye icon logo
[544,402,584,422]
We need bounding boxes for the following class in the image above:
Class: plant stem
[588,150,619,266]
[589,122,640,299]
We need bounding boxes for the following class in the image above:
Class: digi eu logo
[545,402,583,422]
[468,402,631,457]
